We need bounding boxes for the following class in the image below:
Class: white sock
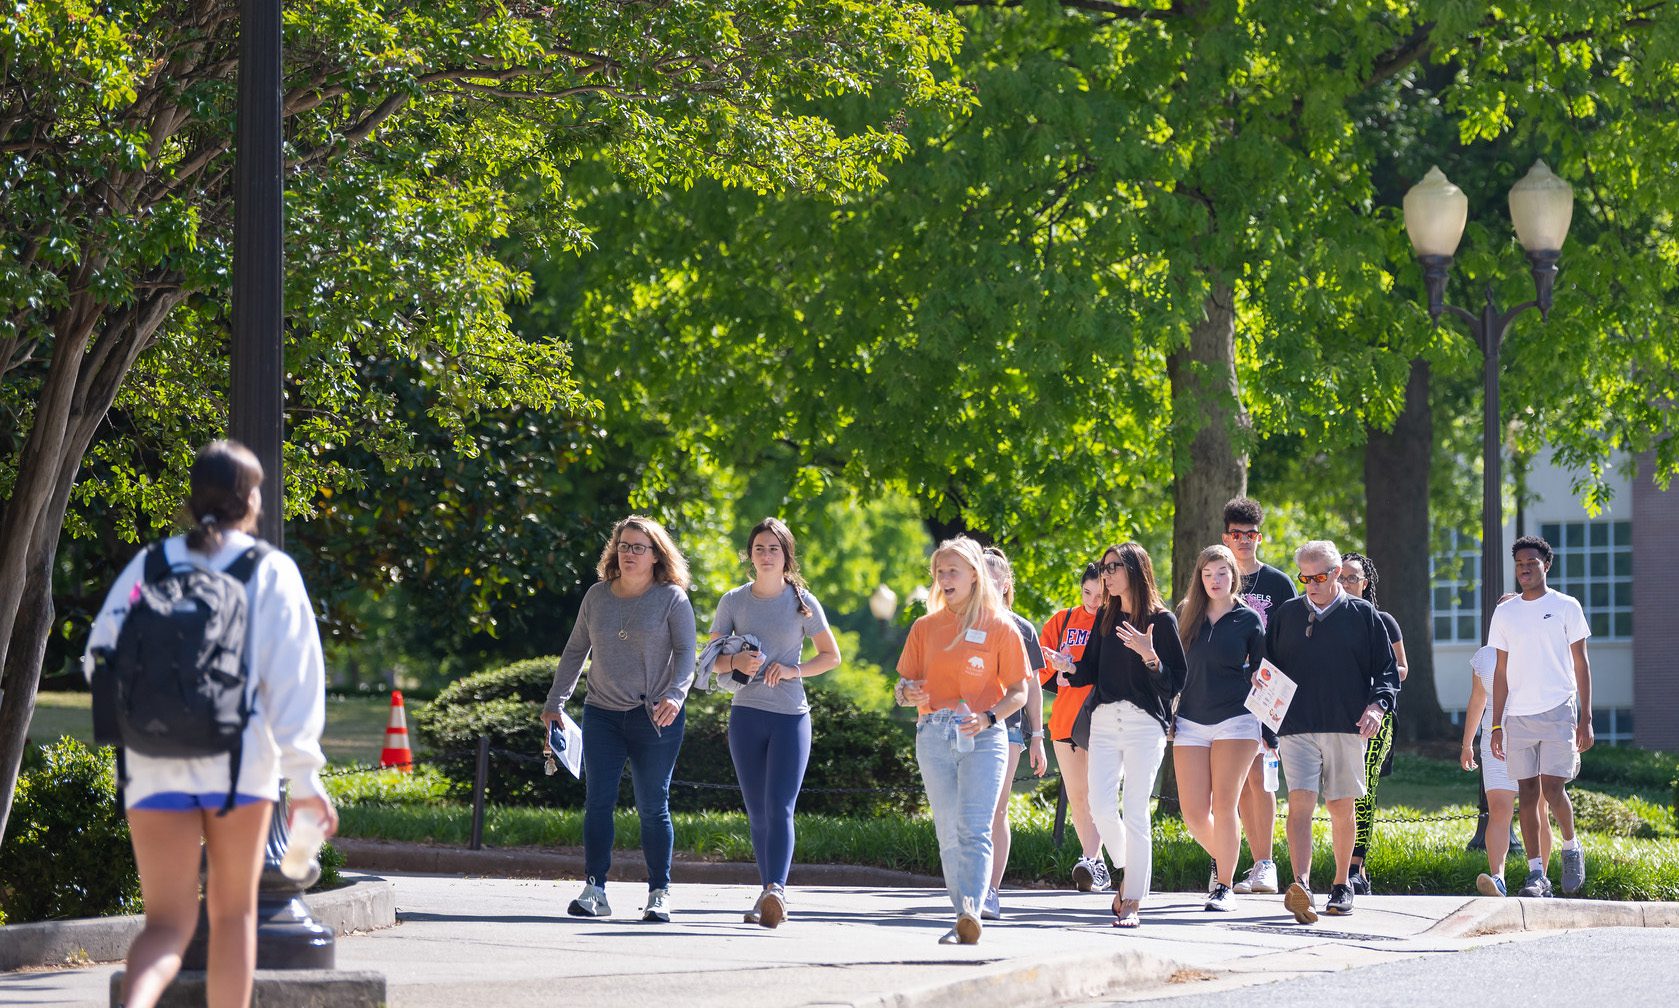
[1563,837,1582,852]
[1528,857,1544,872]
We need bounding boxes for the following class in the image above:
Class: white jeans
[1087,700,1168,901]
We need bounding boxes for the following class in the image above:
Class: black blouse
[1065,607,1187,732]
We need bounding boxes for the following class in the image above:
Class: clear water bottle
[280,813,327,881]
[1262,748,1280,793]
[953,702,975,753]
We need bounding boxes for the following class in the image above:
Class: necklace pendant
[618,628,629,641]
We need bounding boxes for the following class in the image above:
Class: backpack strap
[222,541,273,583]
[141,542,171,583]
[217,737,243,816]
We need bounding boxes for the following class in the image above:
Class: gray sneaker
[1515,869,1553,898]
[1560,846,1586,895]
[642,887,671,923]
[980,887,1002,921]
[568,878,611,917]
[1090,859,1112,892]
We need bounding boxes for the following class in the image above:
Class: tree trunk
[1167,284,1249,600]
[1365,358,1451,741]
[0,292,178,842]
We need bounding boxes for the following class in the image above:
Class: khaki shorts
[1278,732,1367,802]
[1504,698,1580,782]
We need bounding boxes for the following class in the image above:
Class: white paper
[547,712,584,779]
[1243,659,1297,734]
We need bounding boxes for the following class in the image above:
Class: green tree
[0,0,963,840]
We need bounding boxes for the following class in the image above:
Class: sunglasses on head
[1296,570,1333,585]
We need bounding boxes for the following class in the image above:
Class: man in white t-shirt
[1488,535,1594,898]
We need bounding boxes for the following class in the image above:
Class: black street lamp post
[1402,161,1575,852]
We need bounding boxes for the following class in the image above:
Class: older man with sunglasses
[1263,541,1400,922]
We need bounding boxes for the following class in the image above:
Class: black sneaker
[1349,867,1371,896]
[1323,883,1354,916]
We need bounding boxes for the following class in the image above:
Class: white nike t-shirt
[1486,588,1590,717]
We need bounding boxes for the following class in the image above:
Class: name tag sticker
[964,628,988,644]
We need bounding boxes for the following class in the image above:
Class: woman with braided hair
[1337,552,1408,895]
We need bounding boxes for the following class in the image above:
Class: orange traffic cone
[379,689,414,773]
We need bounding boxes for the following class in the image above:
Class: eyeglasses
[1224,529,1261,542]
[1296,570,1333,585]
[1336,574,1365,586]
[1098,561,1125,576]
[616,543,653,556]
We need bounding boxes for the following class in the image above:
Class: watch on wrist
[985,710,998,727]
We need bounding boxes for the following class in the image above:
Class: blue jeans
[581,704,685,890]
[728,706,811,888]
[916,710,1007,916]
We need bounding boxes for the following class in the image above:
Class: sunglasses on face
[1224,529,1261,542]
[1296,570,1333,585]
[1098,561,1125,576]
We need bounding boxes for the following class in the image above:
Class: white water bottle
[953,702,975,753]
[1262,749,1280,793]
[280,813,327,881]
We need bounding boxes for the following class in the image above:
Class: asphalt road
[1092,927,1679,1006]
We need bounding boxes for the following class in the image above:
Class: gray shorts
[1278,732,1367,802]
[1504,698,1580,782]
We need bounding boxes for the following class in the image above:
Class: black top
[1240,563,1295,630]
[1066,607,1187,734]
[1264,594,1401,736]
[1004,611,1044,734]
[1376,609,1402,643]
[1178,604,1266,725]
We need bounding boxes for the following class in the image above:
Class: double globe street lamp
[1401,160,1574,853]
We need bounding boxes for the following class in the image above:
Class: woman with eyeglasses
[706,518,842,927]
[894,537,1030,945]
[1173,544,1266,911]
[1049,542,1186,927]
[544,515,697,923]
[1337,552,1407,895]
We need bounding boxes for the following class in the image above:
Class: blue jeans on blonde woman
[916,710,1008,916]
[581,704,686,890]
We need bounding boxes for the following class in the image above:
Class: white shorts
[1479,737,1515,793]
[1173,713,1264,748]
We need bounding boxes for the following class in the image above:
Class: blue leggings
[727,706,811,887]
[581,704,685,890]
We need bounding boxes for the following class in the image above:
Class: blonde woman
[544,515,697,923]
[895,537,1030,945]
[1173,545,1265,911]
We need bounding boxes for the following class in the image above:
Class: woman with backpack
[544,514,697,924]
[84,439,334,1008]
[704,517,842,928]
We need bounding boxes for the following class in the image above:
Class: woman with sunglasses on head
[979,546,1049,921]
[1337,552,1407,895]
[894,537,1030,945]
[1039,563,1107,892]
[545,515,697,924]
[1173,544,1266,911]
[706,518,842,928]
[1048,542,1186,928]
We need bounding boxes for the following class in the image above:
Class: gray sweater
[545,581,698,715]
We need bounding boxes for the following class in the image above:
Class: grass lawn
[26,690,408,767]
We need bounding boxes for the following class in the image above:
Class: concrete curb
[0,873,396,971]
[1429,895,1679,938]
[842,947,1185,1008]
[331,836,949,888]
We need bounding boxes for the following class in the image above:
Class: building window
[1538,520,1632,639]
[1430,529,1481,643]
[1591,707,1634,746]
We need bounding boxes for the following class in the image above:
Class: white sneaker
[1234,859,1278,894]
[1090,859,1112,892]
[643,887,671,923]
[1205,883,1235,912]
[568,878,610,917]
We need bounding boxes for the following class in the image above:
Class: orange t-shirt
[897,608,1029,716]
[1039,605,1098,743]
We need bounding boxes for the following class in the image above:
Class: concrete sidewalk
[10,870,1674,1008]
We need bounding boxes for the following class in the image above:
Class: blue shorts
[129,791,269,812]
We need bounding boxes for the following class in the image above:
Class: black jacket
[1264,595,1400,736]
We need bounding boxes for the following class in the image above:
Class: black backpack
[91,540,270,813]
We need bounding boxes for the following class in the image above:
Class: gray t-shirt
[709,583,830,716]
[546,581,697,715]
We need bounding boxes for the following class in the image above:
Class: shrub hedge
[0,737,140,922]
[410,655,921,816]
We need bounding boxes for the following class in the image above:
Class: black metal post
[470,734,490,850]
[1051,778,1068,848]
[230,0,284,547]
